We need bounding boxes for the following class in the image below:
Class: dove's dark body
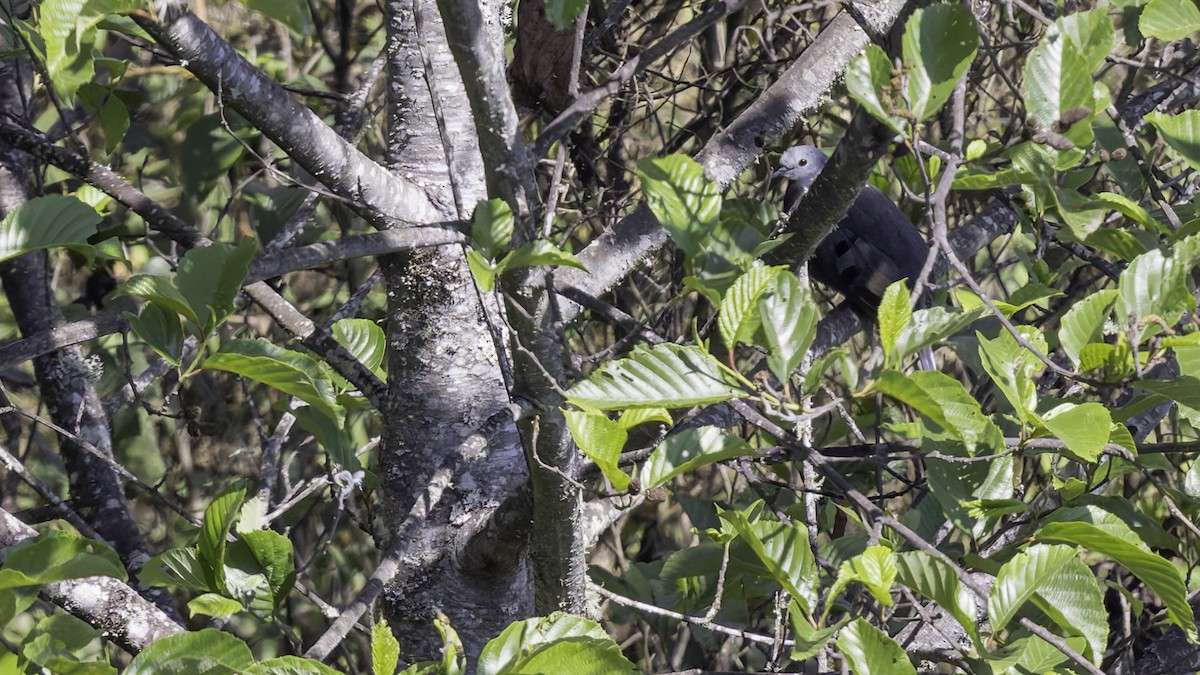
[773,145,936,369]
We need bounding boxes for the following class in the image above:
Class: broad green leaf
[1134,377,1200,410]
[1023,25,1095,147]
[877,281,910,364]
[721,506,817,612]
[1146,110,1200,170]
[565,343,745,410]
[989,544,1107,663]
[243,0,312,34]
[117,274,199,327]
[544,0,587,28]
[759,270,818,383]
[564,408,631,491]
[239,529,296,607]
[926,454,1017,537]
[476,613,634,675]
[876,370,1005,456]
[977,327,1046,425]
[187,593,243,620]
[466,248,498,291]
[124,304,184,367]
[837,618,915,675]
[176,240,257,333]
[845,44,906,135]
[501,240,585,272]
[126,630,254,675]
[1059,289,1117,367]
[892,306,988,365]
[903,3,979,121]
[204,339,343,423]
[181,114,249,196]
[1117,240,1196,331]
[718,264,784,348]
[1039,402,1112,462]
[141,547,210,592]
[617,408,671,429]
[1060,8,1116,72]
[198,485,246,590]
[828,545,896,613]
[638,155,721,260]
[1037,521,1195,640]
[332,318,387,379]
[895,551,978,644]
[78,83,130,153]
[1140,0,1200,42]
[39,0,94,100]
[640,426,754,490]
[372,620,401,675]
[244,657,342,675]
[0,195,101,263]
[789,602,841,661]
[690,198,777,297]
[0,530,126,590]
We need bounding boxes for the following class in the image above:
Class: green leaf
[467,248,498,292]
[637,155,721,260]
[39,0,95,100]
[563,409,631,491]
[141,547,211,592]
[544,0,588,28]
[501,240,585,272]
[124,305,184,367]
[476,613,635,675]
[721,506,817,612]
[877,280,910,365]
[78,84,130,153]
[1037,521,1195,640]
[0,195,102,263]
[198,485,246,590]
[0,530,126,590]
[926,454,1017,537]
[1140,0,1200,42]
[176,240,256,333]
[836,618,915,675]
[828,546,896,614]
[717,264,784,348]
[372,620,401,675]
[892,306,988,364]
[564,343,745,410]
[238,529,296,607]
[1134,377,1200,409]
[332,318,387,379]
[903,3,979,121]
[126,630,254,675]
[1059,289,1117,367]
[640,426,754,490]
[788,603,842,661]
[117,274,200,327]
[242,0,312,34]
[181,114,249,196]
[976,327,1046,425]
[1023,26,1096,147]
[187,593,244,620]
[1039,402,1112,462]
[470,199,513,261]
[617,407,671,429]
[1117,239,1197,331]
[845,44,906,135]
[1146,110,1200,171]
[876,370,1005,456]
[895,551,978,644]
[244,657,342,675]
[988,544,1107,664]
[204,339,343,423]
[759,270,819,383]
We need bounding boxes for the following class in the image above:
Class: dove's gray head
[771,145,828,193]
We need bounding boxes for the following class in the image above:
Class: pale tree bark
[377,0,532,658]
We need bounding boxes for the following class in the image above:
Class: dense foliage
[1,0,1200,673]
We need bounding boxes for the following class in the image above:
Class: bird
[772,145,931,314]
[772,145,936,369]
